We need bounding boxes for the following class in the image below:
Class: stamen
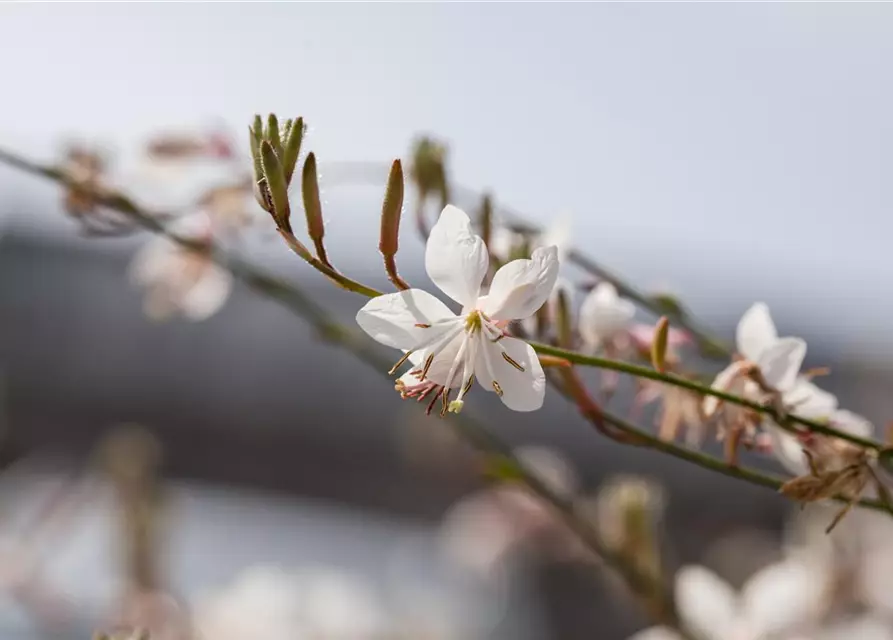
[440,387,452,417]
[492,381,504,397]
[490,333,505,343]
[501,351,525,372]
[426,387,444,415]
[462,374,475,396]
[417,382,438,402]
[421,353,435,380]
[388,350,414,376]
[414,323,431,328]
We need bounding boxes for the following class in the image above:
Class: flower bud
[301,152,330,266]
[379,159,404,258]
[266,114,283,159]
[651,316,670,373]
[281,116,304,184]
[259,140,291,230]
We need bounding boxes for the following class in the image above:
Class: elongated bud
[379,159,404,257]
[281,116,304,184]
[266,114,283,158]
[260,140,291,230]
[249,117,264,179]
[301,153,331,266]
[378,160,410,289]
[651,316,670,373]
[555,287,573,349]
[480,193,493,250]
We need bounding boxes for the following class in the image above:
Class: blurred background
[2,4,893,640]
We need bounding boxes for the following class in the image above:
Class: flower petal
[475,336,545,412]
[784,378,838,419]
[741,559,826,637]
[767,424,809,476]
[757,337,806,392]
[578,283,636,348]
[702,361,749,418]
[182,264,233,321]
[830,409,874,439]
[736,302,778,361]
[482,246,560,321]
[425,205,488,307]
[356,289,457,350]
[674,565,737,640]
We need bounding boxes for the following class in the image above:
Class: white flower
[771,408,875,476]
[703,302,825,419]
[129,211,232,321]
[578,282,636,352]
[629,561,826,640]
[356,205,559,413]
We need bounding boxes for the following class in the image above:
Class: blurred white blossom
[129,211,232,322]
[578,283,636,354]
[629,560,826,640]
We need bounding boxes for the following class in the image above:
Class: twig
[0,146,691,637]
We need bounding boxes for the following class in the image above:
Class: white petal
[578,283,636,347]
[674,565,737,640]
[757,337,806,392]
[626,627,682,640]
[356,290,457,351]
[482,246,560,321]
[425,205,488,307]
[740,559,825,637]
[830,409,874,439]
[475,337,545,412]
[766,424,809,475]
[784,378,837,419]
[415,330,468,386]
[182,264,233,321]
[702,362,748,418]
[129,236,176,286]
[736,302,778,361]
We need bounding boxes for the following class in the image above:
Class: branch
[0,146,689,636]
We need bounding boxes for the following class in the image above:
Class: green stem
[531,341,883,452]
[0,146,687,635]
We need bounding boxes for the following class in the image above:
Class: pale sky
[2,3,893,364]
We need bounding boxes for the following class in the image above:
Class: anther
[421,353,435,380]
[501,351,525,372]
[492,381,504,397]
[388,351,414,376]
